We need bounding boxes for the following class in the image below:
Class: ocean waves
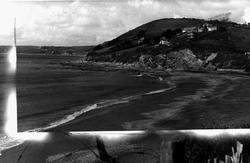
[0,135,24,156]
[26,80,176,132]
[144,88,173,95]
[27,97,138,132]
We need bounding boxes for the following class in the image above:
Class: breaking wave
[27,95,142,132]
[0,135,24,156]
[0,79,176,155]
[144,80,176,95]
[144,88,173,95]
[27,79,176,132]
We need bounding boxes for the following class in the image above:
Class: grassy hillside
[228,27,250,51]
[118,18,204,40]
[91,18,250,54]
[86,17,250,72]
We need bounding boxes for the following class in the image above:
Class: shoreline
[11,61,250,131]
[59,60,170,77]
[46,76,177,132]
[18,59,176,133]
[45,60,250,131]
[49,73,207,131]
[60,60,250,77]
[21,70,177,133]
[2,60,250,162]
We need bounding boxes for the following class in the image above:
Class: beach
[15,54,174,132]
[10,54,250,132]
[10,54,250,131]
[2,54,250,162]
[48,68,250,131]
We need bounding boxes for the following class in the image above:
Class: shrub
[93,44,103,51]
[137,30,146,39]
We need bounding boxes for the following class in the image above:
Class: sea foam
[30,96,140,132]
[40,80,175,131]
[0,134,24,156]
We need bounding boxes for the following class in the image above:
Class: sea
[0,51,175,154]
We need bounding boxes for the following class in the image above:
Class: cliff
[84,18,250,73]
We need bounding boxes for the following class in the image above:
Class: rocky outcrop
[169,49,204,70]
[78,46,250,74]
[127,49,217,71]
[84,48,220,72]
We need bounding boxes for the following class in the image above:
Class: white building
[208,26,217,31]
[182,27,196,33]
[159,37,171,46]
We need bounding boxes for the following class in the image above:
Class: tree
[107,38,119,46]
[218,26,227,32]
[173,28,182,35]
[203,26,208,32]
[93,44,103,51]
[152,36,161,45]
[137,30,146,39]
[124,40,131,45]
[143,37,150,45]
[162,29,173,39]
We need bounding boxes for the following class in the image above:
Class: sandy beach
[15,56,250,132]
[45,69,250,131]
[48,71,204,131]
[2,61,250,162]
[122,72,250,130]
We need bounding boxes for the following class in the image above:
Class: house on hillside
[137,37,145,44]
[203,23,217,31]
[187,32,194,39]
[245,52,250,59]
[183,23,217,34]
[182,27,196,39]
[159,37,171,46]
[208,26,217,31]
[182,27,197,33]
[203,23,210,27]
[197,27,204,32]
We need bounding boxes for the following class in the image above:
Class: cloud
[127,0,158,7]
[243,7,250,23]
[0,0,249,46]
[0,1,124,46]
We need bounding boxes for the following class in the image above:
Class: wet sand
[142,72,250,129]
[49,72,205,131]
[49,71,250,131]
[2,71,250,162]
[2,57,250,162]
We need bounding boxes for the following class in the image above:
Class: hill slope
[118,18,204,40]
[86,18,250,72]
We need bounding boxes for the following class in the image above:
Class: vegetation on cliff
[86,18,250,73]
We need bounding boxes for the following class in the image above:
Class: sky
[0,0,250,46]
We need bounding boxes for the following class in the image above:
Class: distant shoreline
[2,56,250,162]
[60,60,250,78]
[56,60,250,130]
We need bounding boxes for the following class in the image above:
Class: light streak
[5,88,17,135]
[181,129,250,137]
[7,45,17,74]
